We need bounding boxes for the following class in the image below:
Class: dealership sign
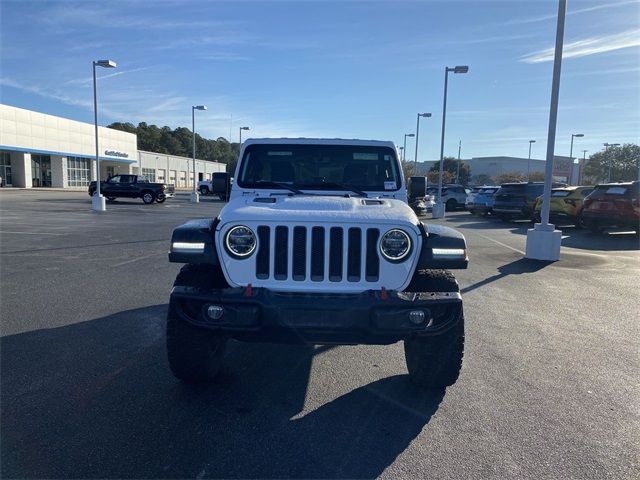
[104,150,129,158]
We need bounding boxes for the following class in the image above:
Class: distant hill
[107,122,238,166]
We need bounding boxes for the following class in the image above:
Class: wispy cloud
[197,53,252,62]
[520,29,640,63]
[502,0,639,26]
[64,67,153,86]
[0,77,93,110]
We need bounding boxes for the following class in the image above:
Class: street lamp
[398,146,405,160]
[191,105,207,203]
[527,140,536,180]
[239,126,250,144]
[568,133,584,185]
[456,139,462,183]
[414,112,432,175]
[91,59,116,212]
[433,65,468,218]
[403,133,414,163]
[604,142,620,182]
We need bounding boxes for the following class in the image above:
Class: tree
[583,144,639,183]
[427,170,455,185]
[471,174,493,186]
[494,171,526,184]
[428,157,471,185]
[528,171,545,182]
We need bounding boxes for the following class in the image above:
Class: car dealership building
[0,104,225,189]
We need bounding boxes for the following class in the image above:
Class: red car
[582,181,640,234]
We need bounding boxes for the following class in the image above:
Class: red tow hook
[243,283,253,297]
[380,287,389,300]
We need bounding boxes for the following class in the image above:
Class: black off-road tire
[166,264,229,383]
[199,186,210,195]
[142,190,155,204]
[445,199,457,211]
[156,193,166,203]
[403,269,464,389]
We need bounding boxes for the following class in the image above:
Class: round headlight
[225,225,256,258]
[380,229,412,261]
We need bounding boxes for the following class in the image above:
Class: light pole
[191,105,207,203]
[239,126,249,144]
[604,142,620,182]
[414,112,431,175]
[91,59,116,212]
[456,139,462,183]
[525,0,566,261]
[433,65,468,218]
[398,146,405,161]
[527,140,536,180]
[579,149,588,185]
[403,133,414,164]
[568,133,583,185]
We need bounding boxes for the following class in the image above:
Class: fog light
[409,310,425,325]
[207,305,224,320]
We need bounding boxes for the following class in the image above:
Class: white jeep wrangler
[167,138,468,388]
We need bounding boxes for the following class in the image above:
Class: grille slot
[365,228,380,281]
[256,226,270,279]
[329,227,343,282]
[311,227,325,281]
[247,225,385,285]
[292,226,306,281]
[274,226,288,280]
[347,228,361,282]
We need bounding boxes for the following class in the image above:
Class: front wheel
[445,199,457,211]
[156,193,166,203]
[402,270,464,388]
[142,191,155,204]
[199,186,210,195]
[167,308,227,383]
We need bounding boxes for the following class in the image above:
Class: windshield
[238,144,401,192]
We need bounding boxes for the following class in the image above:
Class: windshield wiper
[253,180,304,195]
[298,181,368,198]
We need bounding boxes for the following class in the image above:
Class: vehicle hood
[218,195,419,227]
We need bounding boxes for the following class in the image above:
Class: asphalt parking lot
[1,190,638,479]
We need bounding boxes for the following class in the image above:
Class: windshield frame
[236,143,402,193]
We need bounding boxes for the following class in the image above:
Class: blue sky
[1,0,638,161]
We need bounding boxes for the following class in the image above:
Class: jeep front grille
[255,225,380,283]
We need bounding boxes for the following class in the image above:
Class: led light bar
[432,248,466,259]
[171,242,206,253]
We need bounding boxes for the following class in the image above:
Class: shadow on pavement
[1,305,444,479]
[461,258,552,295]
[444,214,639,251]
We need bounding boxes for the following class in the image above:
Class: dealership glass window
[157,169,166,182]
[179,170,187,187]
[32,155,52,187]
[142,168,156,182]
[67,156,91,187]
[0,151,12,186]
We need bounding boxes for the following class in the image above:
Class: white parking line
[476,233,526,255]
[112,251,165,267]
[0,231,65,236]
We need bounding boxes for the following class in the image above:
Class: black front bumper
[170,286,463,345]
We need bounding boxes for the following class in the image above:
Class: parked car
[198,172,232,200]
[581,181,640,234]
[166,138,469,389]
[88,174,174,204]
[532,186,594,226]
[410,196,434,215]
[493,182,565,221]
[466,186,500,216]
[426,184,470,211]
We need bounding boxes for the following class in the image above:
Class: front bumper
[170,286,463,345]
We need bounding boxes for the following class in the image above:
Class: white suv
[427,184,470,211]
[166,138,468,389]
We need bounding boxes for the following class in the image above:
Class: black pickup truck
[88,174,175,204]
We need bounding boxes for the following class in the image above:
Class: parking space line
[0,230,65,236]
[112,252,165,267]
[476,233,526,255]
